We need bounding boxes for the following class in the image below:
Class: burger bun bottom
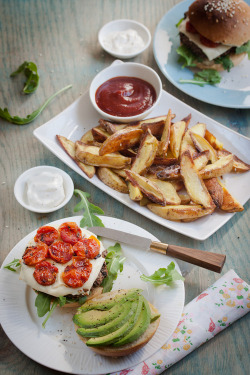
[75,302,160,357]
[195,52,246,72]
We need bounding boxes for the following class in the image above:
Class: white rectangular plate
[34,90,250,240]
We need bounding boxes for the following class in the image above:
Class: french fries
[57,111,248,223]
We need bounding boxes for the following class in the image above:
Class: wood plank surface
[0,1,249,374]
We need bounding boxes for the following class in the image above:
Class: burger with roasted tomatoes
[19,222,108,325]
[176,0,250,83]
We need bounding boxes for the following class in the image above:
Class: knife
[89,227,226,273]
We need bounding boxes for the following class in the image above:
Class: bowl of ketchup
[89,61,162,123]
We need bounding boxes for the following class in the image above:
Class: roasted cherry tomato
[48,241,73,263]
[73,236,100,259]
[62,256,92,288]
[22,243,48,266]
[200,35,220,48]
[34,226,59,246]
[185,21,197,34]
[58,222,82,245]
[33,261,58,286]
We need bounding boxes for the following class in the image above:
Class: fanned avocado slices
[85,295,143,347]
[77,299,138,337]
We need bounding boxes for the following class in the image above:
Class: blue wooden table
[0,1,249,374]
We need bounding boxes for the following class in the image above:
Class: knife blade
[89,227,226,273]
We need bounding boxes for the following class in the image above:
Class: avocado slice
[112,297,151,347]
[77,299,138,337]
[150,311,161,323]
[86,295,143,347]
[73,302,124,328]
[78,288,141,312]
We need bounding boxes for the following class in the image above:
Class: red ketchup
[95,76,156,117]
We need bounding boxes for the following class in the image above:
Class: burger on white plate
[18,222,109,325]
[176,0,250,84]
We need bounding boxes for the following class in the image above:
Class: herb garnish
[4,258,21,272]
[176,45,198,68]
[73,189,105,228]
[215,55,234,72]
[179,69,221,86]
[10,61,40,94]
[101,243,126,293]
[140,262,184,286]
[235,41,250,58]
[175,17,184,28]
[0,84,72,125]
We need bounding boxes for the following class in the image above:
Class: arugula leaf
[176,17,184,28]
[35,292,52,317]
[140,262,184,286]
[179,69,221,86]
[215,55,234,72]
[42,299,58,328]
[10,61,39,94]
[4,258,21,272]
[176,45,197,68]
[0,84,72,125]
[73,189,104,228]
[101,243,125,293]
[235,41,250,59]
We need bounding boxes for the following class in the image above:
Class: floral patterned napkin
[111,269,249,375]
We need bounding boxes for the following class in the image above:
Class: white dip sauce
[102,29,145,54]
[26,171,65,209]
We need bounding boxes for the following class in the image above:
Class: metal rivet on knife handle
[150,242,226,273]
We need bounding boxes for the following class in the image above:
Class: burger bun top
[188,0,250,46]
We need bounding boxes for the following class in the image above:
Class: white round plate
[0,216,184,374]
[153,0,250,108]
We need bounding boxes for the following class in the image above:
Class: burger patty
[93,249,108,287]
[180,32,235,60]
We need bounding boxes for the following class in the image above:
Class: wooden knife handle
[150,242,226,273]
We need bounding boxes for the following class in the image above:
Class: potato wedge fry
[181,113,192,127]
[153,157,178,166]
[156,165,181,180]
[75,141,131,169]
[199,154,234,179]
[125,170,166,205]
[140,196,151,206]
[157,109,172,156]
[204,129,223,150]
[147,204,214,222]
[97,167,128,193]
[92,126,110,143]
[56,135,95,178]
[98,119,129,134]
[171,180,185,192]
[170,121,186,158]
[190,132,217,163]
[131,129,158,175]
[147,177,181,205]
[140,114,175,137]
[80,129,94,144]
[193,150,210,170]
[190,123,206,137]
[111,168,128,179]
[128,182,143,201]
[180,151,214,208]
[217,149,250,173]
[178,192,191,205]
[204,178,224,208]
[217,180,244,212]
[99,127,143,156]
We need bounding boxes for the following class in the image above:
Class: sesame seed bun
[188,0,250,46]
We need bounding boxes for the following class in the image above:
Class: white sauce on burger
[19,226,106,297]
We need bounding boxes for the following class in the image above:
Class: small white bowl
[98,19,151,59]
[89,60,162,123]
[14,166,74,213]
